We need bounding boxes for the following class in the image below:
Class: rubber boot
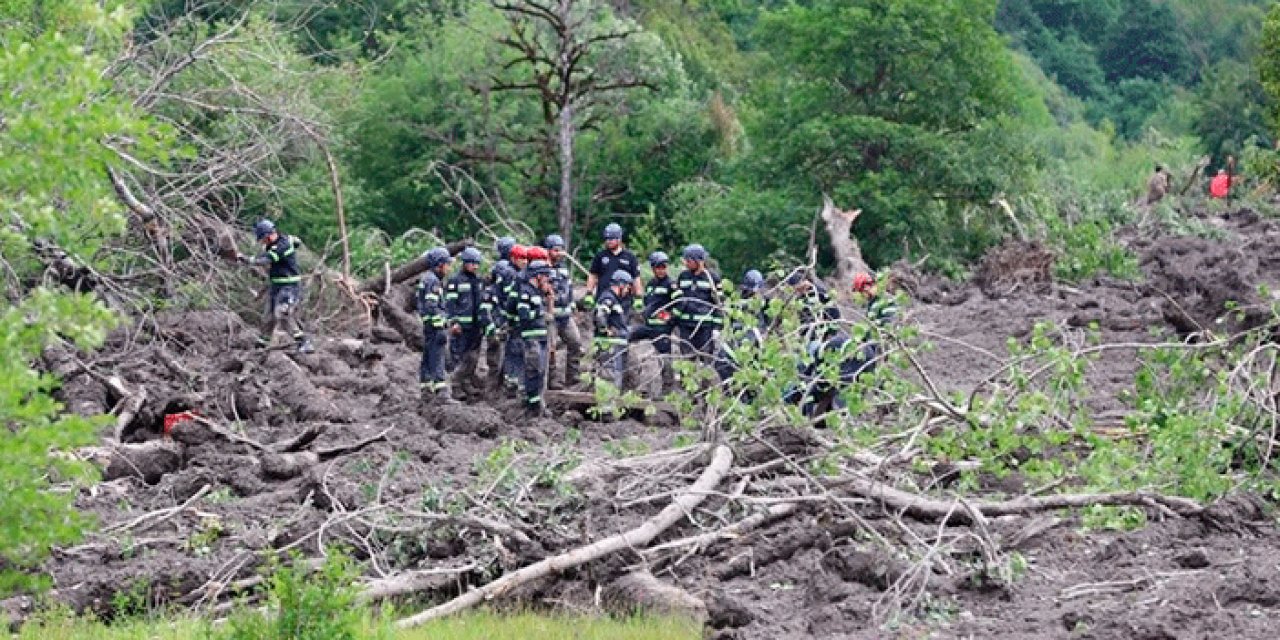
[564,359,583,391]
[435,384,460,406]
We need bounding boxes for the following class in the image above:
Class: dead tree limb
[357,563,479,603]
[356,241,473,295]
[643,502,799,555]
[821,194,870,289]
[843,476,1204,524]
[394,445,734,628]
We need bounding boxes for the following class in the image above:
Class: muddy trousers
[629,324,675,391]
[259,284,307,346]
[548,315,585,388]
[420,326,449,393]
[449,326,484,392]
[521,337,548,409]
[593,338,628,389]
[503,332,525,388]
[484,329,505,388]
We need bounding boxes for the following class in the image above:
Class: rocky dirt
[11,206,1280,639]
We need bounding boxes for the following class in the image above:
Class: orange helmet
[852,272,875,294]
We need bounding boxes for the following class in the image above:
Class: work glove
[633,297,644,311]
[579,294,596,311]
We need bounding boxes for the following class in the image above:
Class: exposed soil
[13,206,1280,638]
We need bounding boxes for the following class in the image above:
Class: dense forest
[6,1,1280,637]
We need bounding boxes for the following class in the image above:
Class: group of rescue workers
[240,219,896,418]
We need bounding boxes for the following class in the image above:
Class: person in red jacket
[1210,169,1231,199]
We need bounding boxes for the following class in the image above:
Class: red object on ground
[1210,173,1230,199]
[163,411,198,436]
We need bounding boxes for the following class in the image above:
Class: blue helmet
[610,270,634,286]
[527,259,552,278]
[423,246,452,269]
[460,247,483,264]
[784,269,809,286]
[741,269,764,292]
[648,251,669,267]
[494,260,515,282]
[682,243,708,262]
[544,234,566,250]
[495,236,516,260]
[253,219,276,240]
[603,223,623,240]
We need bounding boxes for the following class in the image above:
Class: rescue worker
[671,243,723,361]
[627,251,677,394]
[416,247,457,404]
[583,223,643,310]
[544,234,585,390]
[784,268,841,342]
[482,236,517,391]
[501,244,530,394]
[715,268,768,383]
[593,271,634,390]
[797,272,897,417]
[446,247,486,399]
[238,219,314,353]
[514,259,554,417]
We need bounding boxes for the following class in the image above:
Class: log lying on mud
[356,240,473,295]
[394,445,735,628]
[603,571,707,622]
[259,428,391,480]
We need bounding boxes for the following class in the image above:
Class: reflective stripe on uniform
[594,337,627,346]
[521,329,548,338]
[271,276,302,284]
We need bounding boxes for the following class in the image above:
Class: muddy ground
[13,205,1280,639]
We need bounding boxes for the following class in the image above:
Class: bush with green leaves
[219,552,366,640]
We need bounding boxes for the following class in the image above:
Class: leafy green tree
[717,0,1037,269]
[0,0,167,594]
[1258,2,1280,129]
[1099,0,1192,84]
[1193,61,1272,164]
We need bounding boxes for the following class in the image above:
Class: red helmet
[852,272,875,294]
[525,246,550,262]
[509,244,528,261]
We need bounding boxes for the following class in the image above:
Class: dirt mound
[973,240,1056,298]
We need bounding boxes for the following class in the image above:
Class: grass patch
[11,611,703,640]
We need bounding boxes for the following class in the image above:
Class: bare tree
[491,0,657,247]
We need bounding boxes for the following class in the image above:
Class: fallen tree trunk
[603,571,707,622]
[843,476,1204,524]
[378,285,423,351]
[259,428,390,480]
[820,195,870,289]
[356,240,473,295]
[357,564,478,603]
[394,445,734,628]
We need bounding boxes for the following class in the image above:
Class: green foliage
[0,0,165,595]
[220,552,363,640]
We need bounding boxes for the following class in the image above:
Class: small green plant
[219,551,362,640]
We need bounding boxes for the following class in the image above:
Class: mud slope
[11,206,1279,639]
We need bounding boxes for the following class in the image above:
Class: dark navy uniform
[593,289,631,389]
[513,278,549,411]
[416,271,448,392]
[482,260,512,390]
[672,268,723,358]
[587,248,640,300]
[251,234,307,347]
[501,268,526,389]
[628,273,676,390]
[446,269,485,392]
